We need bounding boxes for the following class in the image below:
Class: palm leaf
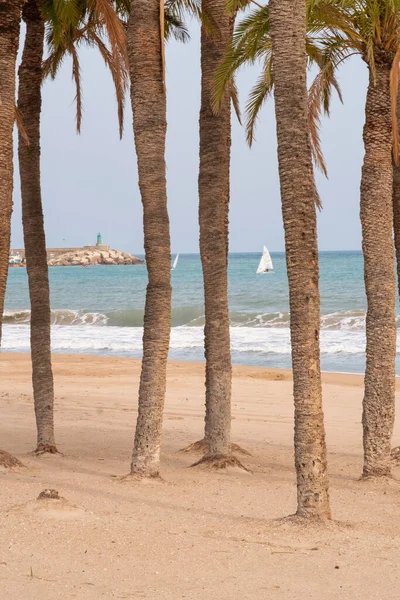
[84,29,128,137]
[245,57,273,146]
[70,44,83,133]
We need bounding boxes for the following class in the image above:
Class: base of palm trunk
[360,470,394,481]
[33,443,59,455]
[190,453,250,472]
[277,513,331,526]
[0,449,24,470]
[121,471,163,483]
[181,439,251,457]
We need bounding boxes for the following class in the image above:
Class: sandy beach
[1,353,400,599]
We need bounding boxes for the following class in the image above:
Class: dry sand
[1,353,400,599]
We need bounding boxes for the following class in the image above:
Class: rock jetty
[48,248,144,267]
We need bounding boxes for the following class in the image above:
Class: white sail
[171,253,179,270]
[256,246,273,274]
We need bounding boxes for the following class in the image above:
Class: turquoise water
[3,251,399,373]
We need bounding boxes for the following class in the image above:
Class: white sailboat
[256,246,274,274]
[171,253,179,271]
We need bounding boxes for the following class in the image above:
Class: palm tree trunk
[361,63,396,479]
[17,0,57,454]
[269,0,330,519]
[0,0,24,343]
[393,90,400,458]
[393,90,400,305]
[127,0,171,477]
[195,0,236,467]
[393,167,400,296]
[394,180,400,292]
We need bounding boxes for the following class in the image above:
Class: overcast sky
[11,23,368,254]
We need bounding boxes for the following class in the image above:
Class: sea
[4,251,400,374]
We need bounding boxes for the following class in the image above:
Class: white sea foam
[1,323,370,357]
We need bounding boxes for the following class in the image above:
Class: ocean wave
[4,308,399,332]
[232,310,367,330]
[106,306,205,327]
[3,307,205,328]
[0,323,371,356]
[4,309,108,326]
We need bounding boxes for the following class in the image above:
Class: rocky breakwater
[48,248,144,267]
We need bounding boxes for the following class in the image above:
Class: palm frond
[230,75,242,123]
[165,0,202,20]
[165,0,212,30]
[308,73,328,177]
[42,39,65,80]
[226,0,251,12]
[213,5,270,113]
[70,44,83,133]
[43,0,129,136]
[87,0,128,68]
[245,57,273,145]
[165,11,190,42]
[40,0,83,47]
[84,29,128,137]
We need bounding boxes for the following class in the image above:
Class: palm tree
[124,0,199,477]
[190,0,250,470]
[17,0,129,454]
[317,0,399,479]
[214,1,346,175]
[128,0,244,476]
[311,0,398,479]
[218,0,400,481]
[360,41,396,479]
[18,0,56,454]
[269,0,331,518]
[17,0,188,459]
[394,90,400,303]
[127,0,172,478]
[0,0,25,344]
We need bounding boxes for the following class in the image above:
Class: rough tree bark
[0,0,24,342]
[361,56,396,479]
[269,0,331,519]
[191,0,243,470]
[127,0,171,477]
[18,0,57,454]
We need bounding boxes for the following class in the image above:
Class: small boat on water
[256,246,274,274]
[171,253,179,271]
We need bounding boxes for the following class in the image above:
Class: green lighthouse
[96,233,102,247]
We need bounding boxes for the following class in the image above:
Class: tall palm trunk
[393,90,400,309]
[127,0,171,477]
[393,89,400,457]
[195,0,235,465]
[269,0,330,519]
[394,166,400,296]
[361,60,396,479]
[17,0,57,454]
[0,0,23,342]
